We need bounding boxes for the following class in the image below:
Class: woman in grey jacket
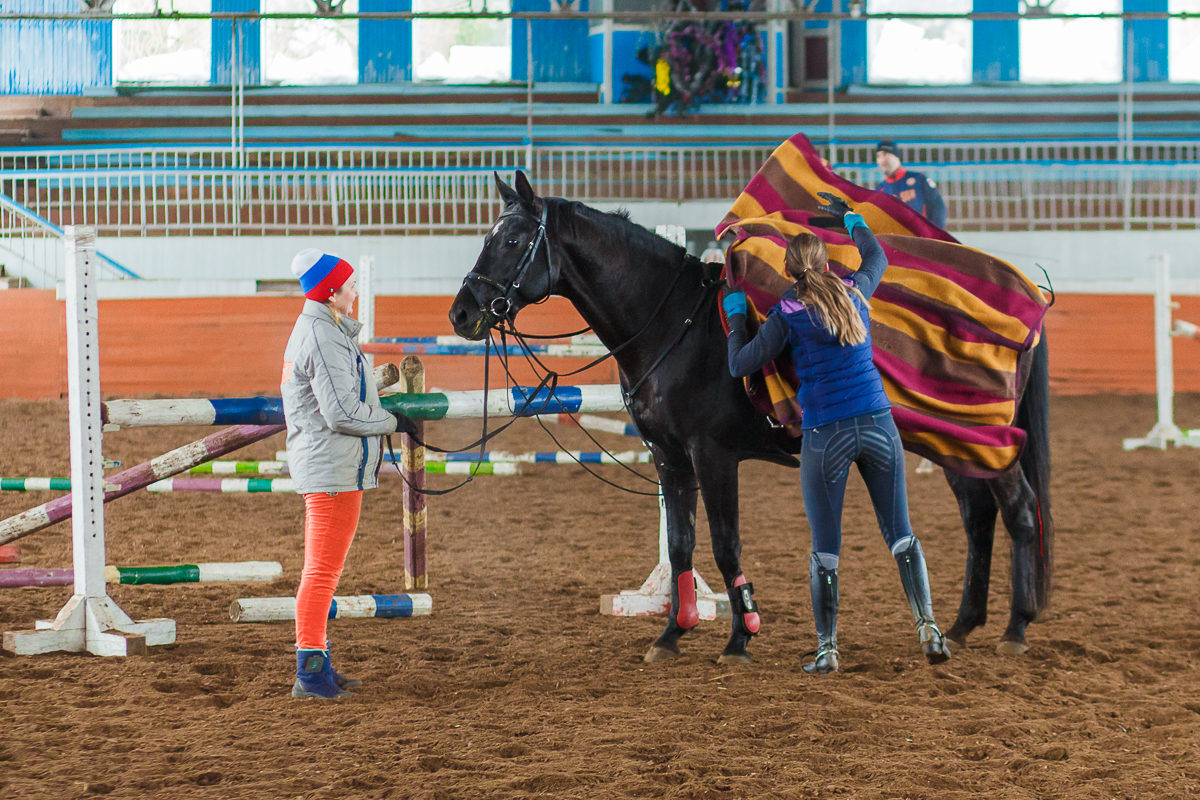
[281,248,414,699]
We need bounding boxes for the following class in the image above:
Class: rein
[408,202,718,497]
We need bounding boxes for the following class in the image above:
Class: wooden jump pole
[400,356,427,591]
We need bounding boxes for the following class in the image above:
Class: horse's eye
[506,238,519,247]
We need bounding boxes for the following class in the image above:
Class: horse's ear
[493,171,520,207]
[513,170,540,211]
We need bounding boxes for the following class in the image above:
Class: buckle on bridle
[489,295,511,318]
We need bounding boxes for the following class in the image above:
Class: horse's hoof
[716,652,752,666]
[996,639,1029,656]
[945,634,966,651]
[643,645,681,663]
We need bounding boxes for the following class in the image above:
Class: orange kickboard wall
[1,291,1196,399]
[0,291,617,399]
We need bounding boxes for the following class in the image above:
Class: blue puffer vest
[776,285,891,429]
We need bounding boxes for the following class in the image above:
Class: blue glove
[722,290,747,318]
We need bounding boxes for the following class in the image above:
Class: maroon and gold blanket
[715,134,1049,478]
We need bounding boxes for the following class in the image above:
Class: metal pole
[526,18,534,174]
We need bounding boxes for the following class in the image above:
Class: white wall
[9,201,1198,298]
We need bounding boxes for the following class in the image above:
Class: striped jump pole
[1,478,72,492]
[363,341,609,358]
[0,423,285,547]
[0,561,283,588]
[191,459,520,477]
[383,384,627,420]
[150,463,520,493]
[550,413,643,439]
[384,450,652,465]
[149,478,295,493]
[229,594,432,622]
[189,461,288,475]
[103,385,627,428]
[100,363,400,429]
[374,334,603,347]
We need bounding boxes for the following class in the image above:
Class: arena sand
[1,394,1198,799]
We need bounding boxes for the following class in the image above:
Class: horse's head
[449,171,560,340]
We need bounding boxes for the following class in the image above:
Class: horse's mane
[555,198,681,255]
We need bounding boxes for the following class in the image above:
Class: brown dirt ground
[1,393,1198,800]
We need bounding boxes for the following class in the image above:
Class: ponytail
[784,232,868,347]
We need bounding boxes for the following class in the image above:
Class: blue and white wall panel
[211,0,262,85]
[0,0,111,95]
[360,0,414,82]
[512,0,591,82]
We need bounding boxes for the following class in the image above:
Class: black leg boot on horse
[802,553,839,674]
[893,537,951,665]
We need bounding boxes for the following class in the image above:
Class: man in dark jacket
[874,140,947,228]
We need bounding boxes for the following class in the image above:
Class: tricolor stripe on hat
[290,248,353,301]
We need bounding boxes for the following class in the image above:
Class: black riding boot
[802,553,839,674]
[894,537,951,665]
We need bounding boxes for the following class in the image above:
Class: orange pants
[295,490,362,650]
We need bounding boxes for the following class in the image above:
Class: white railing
[1,143,1197,244]
[0,192,140,283]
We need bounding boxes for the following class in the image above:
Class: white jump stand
[600,493,731,620]
[602,224,731,620]
[2,227,175,657]
[1123,254,1200,451]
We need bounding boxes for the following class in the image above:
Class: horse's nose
[449,298,475,338]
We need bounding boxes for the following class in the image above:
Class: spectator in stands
[281,248,417,700]
[723,193,951,674]
[874,140,947,228]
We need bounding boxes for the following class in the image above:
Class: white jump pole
[3,227,175,657]
[1123,254,1200,450]
[600,223,729,620]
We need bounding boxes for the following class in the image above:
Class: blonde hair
[325,300,342,326]
[784,232,868,347]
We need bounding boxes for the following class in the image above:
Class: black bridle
[459,202,554,328]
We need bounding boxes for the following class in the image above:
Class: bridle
[460,202,555,328]
[411,199,721,498]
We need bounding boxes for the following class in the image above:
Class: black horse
[450,173,1053,664]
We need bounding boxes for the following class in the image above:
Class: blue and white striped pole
[103,385,628,427]
[229,593,433,622]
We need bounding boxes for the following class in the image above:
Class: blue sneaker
[292,649,351,699]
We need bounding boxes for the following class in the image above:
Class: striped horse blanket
[715,133,1049,478]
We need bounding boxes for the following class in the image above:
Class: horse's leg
[943,470,999,650]
[986,465,1045,655]
[693,449,758,665]
[643,458,701,663]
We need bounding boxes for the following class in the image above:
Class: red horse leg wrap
[734,574,761,634]
[676,570,699,629]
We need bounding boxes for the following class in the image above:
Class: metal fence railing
[1,143,1197,282]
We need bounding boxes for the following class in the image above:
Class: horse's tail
[1016,332,1053,614]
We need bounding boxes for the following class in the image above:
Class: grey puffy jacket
[281,300,397,494]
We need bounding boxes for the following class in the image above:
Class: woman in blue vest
[723,193,951,674]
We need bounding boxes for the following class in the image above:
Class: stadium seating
[3,81,1199,149]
